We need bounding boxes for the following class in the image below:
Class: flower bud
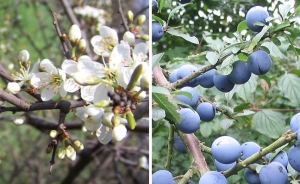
[73,72,101,86]
[138,156,149,169]
[140,74,150,91]
[18,50,30,63]
[123,31,135,45]
[112,124,127,142]
[126,64,143,91]
[137,15,146,26]
[126,10,134,23]
[7,82,21,94]
[13,116,25,125]
[126,111,136,130]
[94,100,110,108]
[102,112,114,128]
[57,147,66,159]
[141,34,149,41]
[68,24,82,47]
[73,140,84,151]
[112,114,121,127]
[46,144,53,154]
[77,39,86,55]
[66,145,76,161]
[49,130,57,138]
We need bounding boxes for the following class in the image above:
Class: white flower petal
[64,78,80,93]
[41,84,58,101]
[93,83,113,103]
[81,85,98,102]
[62,59,78,75]
[77,55,105,77]
[99,26,118,46]
[109,41,132,70]
[30,72,51,88]
[112,124,127,142]
[96,124,112,145]
[40,59,58,74]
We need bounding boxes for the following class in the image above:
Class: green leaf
[220,119,235,130]
[171,90,192,98]
[152,107,166,121]
[169,98,193,109]
[167,2,192,25]
[206,51,220,65]
[261,41,286,58]
[152,15,166,27]
[247,26,270,53]
[252,110,286,139]
[152,53,164,69]
[166,29,199,44]
[278,73,300,106]
[237,52,248,61]
[152,93,181,123]
[152,86,170,95]
[236,110,255,117]
[268,143,288,162]
[200,122,213,137]
[237,20,247,33]
[159,0,166,12]
[235,74,258,101]
[294,4,300,14]
[287,163,299,180]
[273,22,291,32]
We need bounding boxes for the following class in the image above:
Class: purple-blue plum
[259,162,288,184]
[175,108,200,134]
[169,69,179,83]
[265,150,288,167]
[198,171,227,184]
[246,6,269,32]
[213,74,235,93]
[196,102,215,122]
[173,135,187,154]
[228,60,251,84]
[152,170,175,184]
[248,50,272,75]
[211,136,241,164]
[196,69,216,88]
[240,142,260,160]
[176,64,198,87]
[298,127,300,142]
[288,145,300,172]
[290,112,300,132]
[152,22,164,42]
[214,159,236,172]
[176,86,199,107]
[244,164,261,184]
[187,180,195,184]
[152,0,158,13]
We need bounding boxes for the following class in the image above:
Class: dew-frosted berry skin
[175,108,200,134]
[198,171,227,184]
[214,159,236,172]
[152,170,175,184]
[213,74,235,93]
[152,22,164,42]
[288,145,300,172]
[228,60,251,84]
[169,69,179,83]
[176,64,198,87]
[246,6,269,32]
[290,112,300,132]
[196,69,216,88]
[244,164,261,184]
[196,102,215,122]
[240,142,260,160]
[265,150,288,167]
[173,135,187,154]
[211,136,241,164]
[176,86,199,107]
[248,50,272,75]
[259,162,288,184]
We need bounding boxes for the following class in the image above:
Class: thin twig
[117,0,129,31]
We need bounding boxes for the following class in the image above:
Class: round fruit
[176,86,199,107]
[169,69,179,83]
[152,170,175,184]
[248,50,272,75]
[244,164,261,184]
[265,150,288,167]
[290,112,300,132]
[228,60,251,84]
[173,135,187,154]
[246,6,269,32]
[196,69,216,88]
[198,171,227,184]
[214,159,236,172]
[213,74,235,93]
[288,145,300,172]
[259,162,288,184]
[211,136,241,164]
[175,108,200,134]
[196,102,215,122]
[176,64,198,87]
[152,0,158,13]
[152,22,164,42]
[240,142,260,160]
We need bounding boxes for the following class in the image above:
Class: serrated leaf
[153,93,181,123]
[235,74,258,101]
[236,110,255,117]
[171,90,192,98]
[252,110,286,139]
[167,3,192,24]
[206,51,220,65]
[220,119,235,130]
[152,107,166,121]
[200,122,213,137]
[152,53,164,69]
[237,20,247,32]
[166,29,199,44]
[262,41,286,58]
[152,86,170,95]
[247,26,270,52]
[278,73,300,106]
